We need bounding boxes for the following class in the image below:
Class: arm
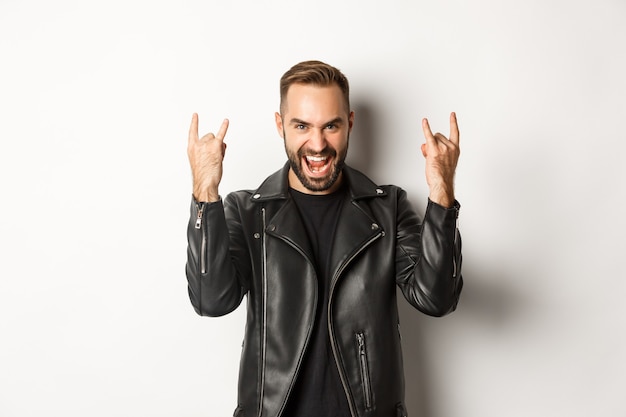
[185,196,249,317]
[185,113,248,316]
[395,192,462,317]
[395,112,463,315]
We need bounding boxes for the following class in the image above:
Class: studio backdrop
[1,1,624,416]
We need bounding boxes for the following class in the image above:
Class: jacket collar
[250,161,387,202]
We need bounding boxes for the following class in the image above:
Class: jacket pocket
[356,331,373,410]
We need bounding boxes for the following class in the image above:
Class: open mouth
[303,155,332,177]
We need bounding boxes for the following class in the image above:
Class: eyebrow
[289,117,345,127]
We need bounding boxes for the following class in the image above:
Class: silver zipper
[258,207,268,417]
[452,210,459,278]
[194,203,204,229]
[196,203,207,274]
[200,231,207,275]
[356,332,373,409]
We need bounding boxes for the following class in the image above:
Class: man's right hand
[187,113,229,202]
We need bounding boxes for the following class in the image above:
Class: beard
[284,131,348,192]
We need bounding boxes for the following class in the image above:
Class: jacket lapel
[327,167,387,286]
[251,163,315,264]
[328,197,383,287]
[265,198,315,265]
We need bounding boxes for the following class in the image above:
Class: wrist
[193,185,220,203]
[428,186,454,208]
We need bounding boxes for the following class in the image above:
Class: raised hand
[421,112,460,208]
[187,113,229,202]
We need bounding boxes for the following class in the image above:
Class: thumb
[421,143,427,157]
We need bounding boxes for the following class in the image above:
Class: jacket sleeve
[185,195,250,317]
[395,190,463,317]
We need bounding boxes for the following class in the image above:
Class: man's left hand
[421,112,460,208]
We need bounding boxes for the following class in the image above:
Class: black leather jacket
[186,163,463,417]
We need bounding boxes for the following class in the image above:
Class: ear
[348,111,355,134]
[274,112,284,138]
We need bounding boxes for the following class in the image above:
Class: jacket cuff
[427,198,460,216]
[191,194,222,205]
[189,195,224,230]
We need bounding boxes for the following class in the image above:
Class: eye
[296,124,306,130]
[325,124,336,130]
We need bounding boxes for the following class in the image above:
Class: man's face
[275,83,354,195]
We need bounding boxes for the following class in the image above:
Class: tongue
[308,159,326,169]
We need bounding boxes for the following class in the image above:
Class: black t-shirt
[282,186,351,417]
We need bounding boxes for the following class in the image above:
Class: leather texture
[186,163,463,417]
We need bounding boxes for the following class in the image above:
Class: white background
[1,0,625,416]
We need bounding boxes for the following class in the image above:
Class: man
[186,60,463,417]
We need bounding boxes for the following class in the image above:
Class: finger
[216,118,230,141]
[188,113,199,144]
[422,118,437,147]
[449,112,460,145]
[420,143,427,157]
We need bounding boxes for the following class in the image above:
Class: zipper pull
[195,203,204,229]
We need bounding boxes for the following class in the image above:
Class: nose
[308,128,327,153]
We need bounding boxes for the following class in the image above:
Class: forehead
[283,83,348,117]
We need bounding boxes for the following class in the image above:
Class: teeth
[306,156,327,162]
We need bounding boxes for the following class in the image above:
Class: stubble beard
[284,131,348,192]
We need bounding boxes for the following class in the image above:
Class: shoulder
[343,165,406,201]
[223,163,290,209]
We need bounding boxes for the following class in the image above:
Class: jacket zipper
[195,203,207,274]
[356,332,373,409]
[258,207,268,417]
[328,231,382,417]
[452,209,459,278]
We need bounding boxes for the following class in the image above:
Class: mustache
[297,147,337,158]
